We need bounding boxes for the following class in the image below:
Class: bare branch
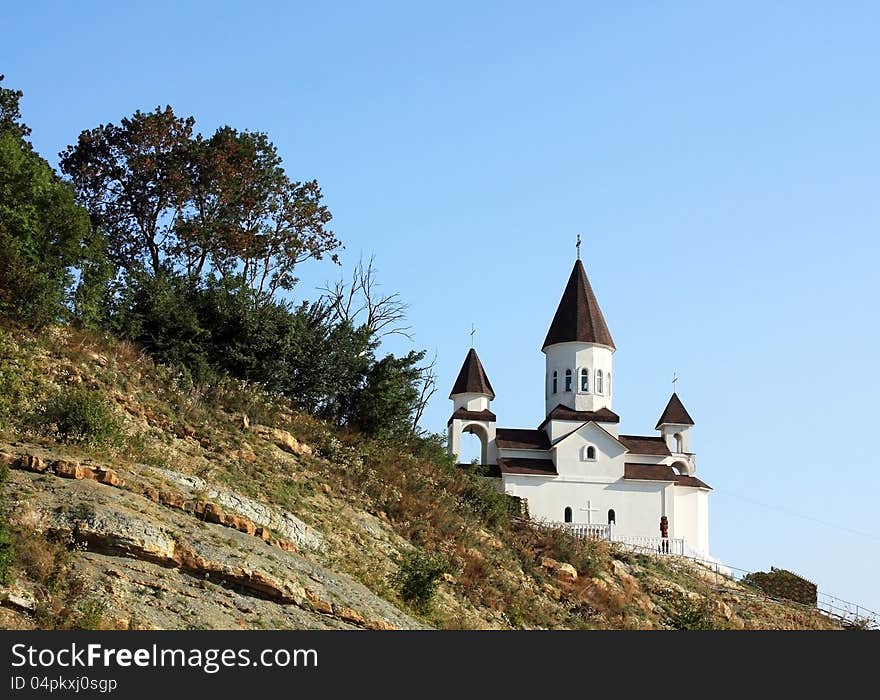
[411,351,438,434]
[319,255,412,339]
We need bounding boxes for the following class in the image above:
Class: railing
[543,520,878,627]
[556,522,685,556]
[561,523,611,540]
[615,535,685,556]
[613,540,879,629]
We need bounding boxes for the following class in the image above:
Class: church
[447,256,712,559]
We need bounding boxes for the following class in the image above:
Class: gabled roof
[655,392,695,429]
[623,463,711,489]
[447,408,497,426]
[550,419,626,450]
[623,463,676,482]
[449,348,495,399]
[538,404,620,432]
[496,428,551,450]
[675,475,712,489]
[618,434,671,456]
[542,259,615,350]
[497,457,557,476]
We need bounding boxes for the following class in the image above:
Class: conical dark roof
[542,259,615,350]
[655,392,695,429]
[449,348,495,399]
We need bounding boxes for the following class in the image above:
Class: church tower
[447,348,498,465]
[542,259,616,417]
[656,392,696,475]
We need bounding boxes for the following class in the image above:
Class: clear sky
[4,1,879,615]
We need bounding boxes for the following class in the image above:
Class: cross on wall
[580,500,601,525]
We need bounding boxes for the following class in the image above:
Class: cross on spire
[470,323,476,348]
[576,234,581,260]
[672,372,679,390]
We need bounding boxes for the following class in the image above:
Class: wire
[713,489,880,542]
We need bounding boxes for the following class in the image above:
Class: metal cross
[470,324,476,348]
[580,499,600,525]
[672,372,679,390]
[576,234,581,260]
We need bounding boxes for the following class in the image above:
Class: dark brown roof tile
[449,348,495,399]
[618,434,671,456]
[542,259,615,350]
[498,457,557,476]
[655,392,695,428]
[538,404,620,431]
[623,463,677,481]
[495,428,551,450]
[447,408,497,426]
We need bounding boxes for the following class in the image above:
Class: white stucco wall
[451,392,491,412]
[448,419,497,465]
[543,342,614,414]
[551,422,626,481]
[503,475,668,540]
[673,486,710,557]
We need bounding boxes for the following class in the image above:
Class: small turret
[656,392,696,475]
[447,348,497,465]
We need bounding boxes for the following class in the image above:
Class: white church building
[447,257,712,559]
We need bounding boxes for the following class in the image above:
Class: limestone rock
[252,425,313,457]
[554,562,578,582]
[18,454,48,473]
[541,557,577,582]
[155,468,322,551]
[93,467,122,487]
[541,583,561,600]
[306,591,334,615]
[365,619,396,630]
[333,605,365,626]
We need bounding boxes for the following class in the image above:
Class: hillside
[0,324,840,630]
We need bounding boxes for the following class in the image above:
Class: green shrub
[668,594,717,630]
[458,472,512,528]
[391,549,449,613]
[75,599,107,630]
[0,518,13,586]
[42,386,121,445]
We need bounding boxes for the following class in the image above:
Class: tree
[59,106,194,276]
[61,112,341,304]
[0,77,95,327]
[346,350,425,437]
[178,128,340,303]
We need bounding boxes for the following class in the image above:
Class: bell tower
[542,257,616,417]
[447,348,497,465]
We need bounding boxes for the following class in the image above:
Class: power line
[713,489,880,542]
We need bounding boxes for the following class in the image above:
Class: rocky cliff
[0,325,841,630]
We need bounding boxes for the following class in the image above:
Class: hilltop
[0,323,840,630]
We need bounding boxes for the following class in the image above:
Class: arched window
[608,508,616,525]
[552,371,558,394]
[607,372,611,396]
[674,432,683,453]
[564,369,572,392]
[564,506,572,523]
[587,446,596,460]
[596,369,604,394]
[580,368,589,392]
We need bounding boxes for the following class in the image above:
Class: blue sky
[4,1,880,615]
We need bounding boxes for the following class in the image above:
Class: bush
[42,387,121,446]
[0,519,13,586]
[391,549,450,612]
[458,472,513,528]
[668,593,717,631]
